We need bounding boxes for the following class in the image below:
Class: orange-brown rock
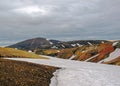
[57,48,76,59]
[73,45,98,61]
[88,44,114,62]
[77,52,91,61]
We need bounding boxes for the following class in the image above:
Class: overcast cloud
[0,0,120,46]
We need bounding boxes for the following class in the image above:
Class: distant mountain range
[7,37,120,66]
[8,37,109,50]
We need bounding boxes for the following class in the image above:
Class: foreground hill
[0,47,46,59]
[0,59,57,86]
[7,56,120,86]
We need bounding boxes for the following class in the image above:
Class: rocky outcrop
[73,45,98,61]
[56,43,116,64]
[88,44,114,62]
[57,48,75,59]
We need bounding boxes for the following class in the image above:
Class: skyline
[0,0,120,46]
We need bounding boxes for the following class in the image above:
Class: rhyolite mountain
[7,37,120,66]
[8,37,108,50]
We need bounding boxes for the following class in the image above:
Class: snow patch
[112,42,118,46]
[71,44,76,47]
[28,50,32,53]
[76,43,81,47]
[49,42,53,45]
[51,46,58,49]
[87,42,93,46]
[61,45,65,48]
[85,54,99,62]
[69,55,75,60]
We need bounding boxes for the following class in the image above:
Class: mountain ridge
[8,37,109,50]
[7,37,120,66]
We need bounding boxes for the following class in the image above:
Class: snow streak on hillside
[7,55,120,86]
[98,48,120,63]
[85,54,99,62]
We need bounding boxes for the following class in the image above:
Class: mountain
[8,37,120,65]
[8,37,62,50]
[3,38,120,85]
[8,37,108,50]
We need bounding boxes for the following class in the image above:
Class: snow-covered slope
[7,56,120,86]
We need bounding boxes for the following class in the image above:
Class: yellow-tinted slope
[0,47,47,59]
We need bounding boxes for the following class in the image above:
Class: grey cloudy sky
[0,0,120,46]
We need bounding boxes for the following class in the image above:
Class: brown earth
[0,59,58,86]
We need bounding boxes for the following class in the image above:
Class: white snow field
[7,55,120,86]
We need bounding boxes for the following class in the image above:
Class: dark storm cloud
[0,0,120,46]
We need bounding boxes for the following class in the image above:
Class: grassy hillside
[0,59,58,86]
[0,47,46,59]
